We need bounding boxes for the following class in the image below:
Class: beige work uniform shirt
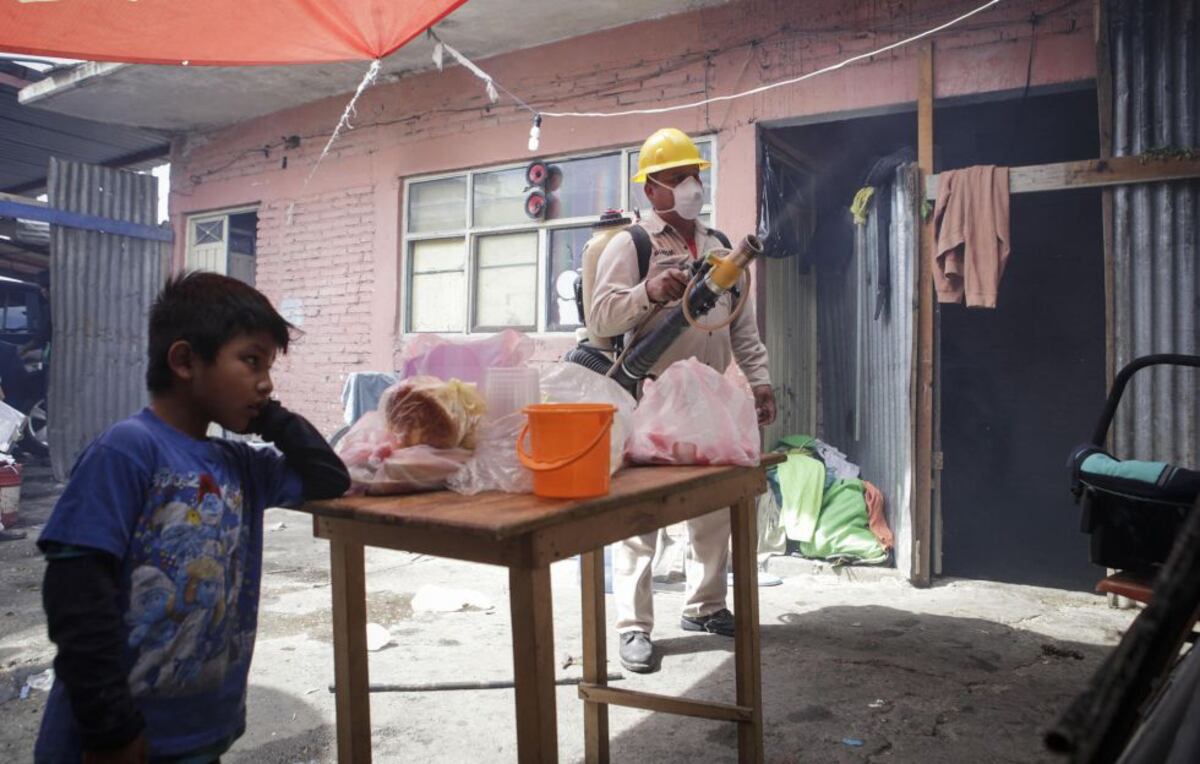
[588,210,771,388]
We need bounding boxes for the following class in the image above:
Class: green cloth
[798,479,888,565]
[775,434,817,453]
[776,454,826,544]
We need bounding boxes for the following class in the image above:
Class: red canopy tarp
[0,0,468,66]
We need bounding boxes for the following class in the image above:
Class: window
[4,304,26,332]
[0,290,27,332]
[403,138,716,333]
[194,220,224,244]
[186,208,259,286]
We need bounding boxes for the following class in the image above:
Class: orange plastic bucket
[517,403,616,498]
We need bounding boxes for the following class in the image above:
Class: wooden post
[912,40,935,588]
[580,549,610,763]
[330,537,371,763]
[509,565,559,763]
[1094,0,1116,395]
[730,498,764,763]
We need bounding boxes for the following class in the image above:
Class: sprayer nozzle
[708,234,762,290]
[727,234,763,267]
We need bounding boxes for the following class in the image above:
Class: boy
[35,272,350,763]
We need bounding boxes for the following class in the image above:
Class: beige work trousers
[613,508,730,634]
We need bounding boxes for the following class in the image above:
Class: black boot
[680,608,735,637]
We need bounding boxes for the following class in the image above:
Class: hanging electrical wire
[541,0,1003,118]
[428,0,1005,135]
[207,0,1015,195]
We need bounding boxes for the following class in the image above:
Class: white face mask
[651,175,705,221]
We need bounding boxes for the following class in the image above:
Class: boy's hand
[83,734,147,764]
[246,399,289,441]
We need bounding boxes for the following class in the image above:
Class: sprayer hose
[681,268,751,332]
[605,304,663,379]
[605,265,750,382]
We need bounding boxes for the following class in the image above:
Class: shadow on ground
[225,685,331,763]
[607,605,1107,764]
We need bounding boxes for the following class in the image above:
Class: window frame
[184,205,258,279]
[401,137,718,335]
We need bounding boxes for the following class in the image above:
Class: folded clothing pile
[769,434,894,565]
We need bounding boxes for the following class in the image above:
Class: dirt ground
[0,456,1135,763]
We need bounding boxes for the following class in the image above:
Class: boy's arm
[250,401,351,500]
[42,547,145,753]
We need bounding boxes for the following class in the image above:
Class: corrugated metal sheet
[48,158,168,480]
[804,165,918,573]
[1109,0,1199,466]
[762,158,819,447]
[858,165,917,575]
[763,256,819,445]
[816,216,859,452]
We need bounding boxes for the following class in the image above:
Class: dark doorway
[761,108,919,574]
[937,88,1106,589]
[227,210,258,286]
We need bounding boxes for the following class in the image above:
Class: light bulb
[527,115,542,152]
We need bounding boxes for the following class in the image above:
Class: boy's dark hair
[146,271,295,394]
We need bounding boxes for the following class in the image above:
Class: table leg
[730,498,764,764]
[330,538,371,763]
[581,549,610,763]
[510,564,558,763]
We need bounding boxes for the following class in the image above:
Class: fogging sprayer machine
[565,211,763,396]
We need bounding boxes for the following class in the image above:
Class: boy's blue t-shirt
[35,408,304,761]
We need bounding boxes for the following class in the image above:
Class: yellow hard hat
[632,128,711,183]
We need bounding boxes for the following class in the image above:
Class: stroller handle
[1091,354,1200,447]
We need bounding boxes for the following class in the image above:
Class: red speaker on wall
[524,161,562,220]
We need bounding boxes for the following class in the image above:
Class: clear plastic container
[483,367,540,420]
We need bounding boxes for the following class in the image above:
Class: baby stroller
[1069,354,1200,575]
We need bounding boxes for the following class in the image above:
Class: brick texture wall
[254,187,378,434]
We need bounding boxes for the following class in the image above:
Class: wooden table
[297,457,777,763]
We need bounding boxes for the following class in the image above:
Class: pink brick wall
[255,187,379,433]
[169,0,1095,434]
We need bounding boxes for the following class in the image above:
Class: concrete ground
[1,457,1135,763]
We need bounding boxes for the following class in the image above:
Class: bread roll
[381,377,486,449]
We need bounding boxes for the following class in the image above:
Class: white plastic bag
[447,412,534,495]
[336,412,471,495]
[539,363,636,474]
[627,358,760,467]
[365,445,471,495]
[0,400,25,453]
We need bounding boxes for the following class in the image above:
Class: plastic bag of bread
[364,446,472,495]
[335,412,399,470]
[335,411,472,495]
[380,376,486,449]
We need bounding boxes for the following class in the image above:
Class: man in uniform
[588,127,776,673]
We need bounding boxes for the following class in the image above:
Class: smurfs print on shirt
[126,471,250,698]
